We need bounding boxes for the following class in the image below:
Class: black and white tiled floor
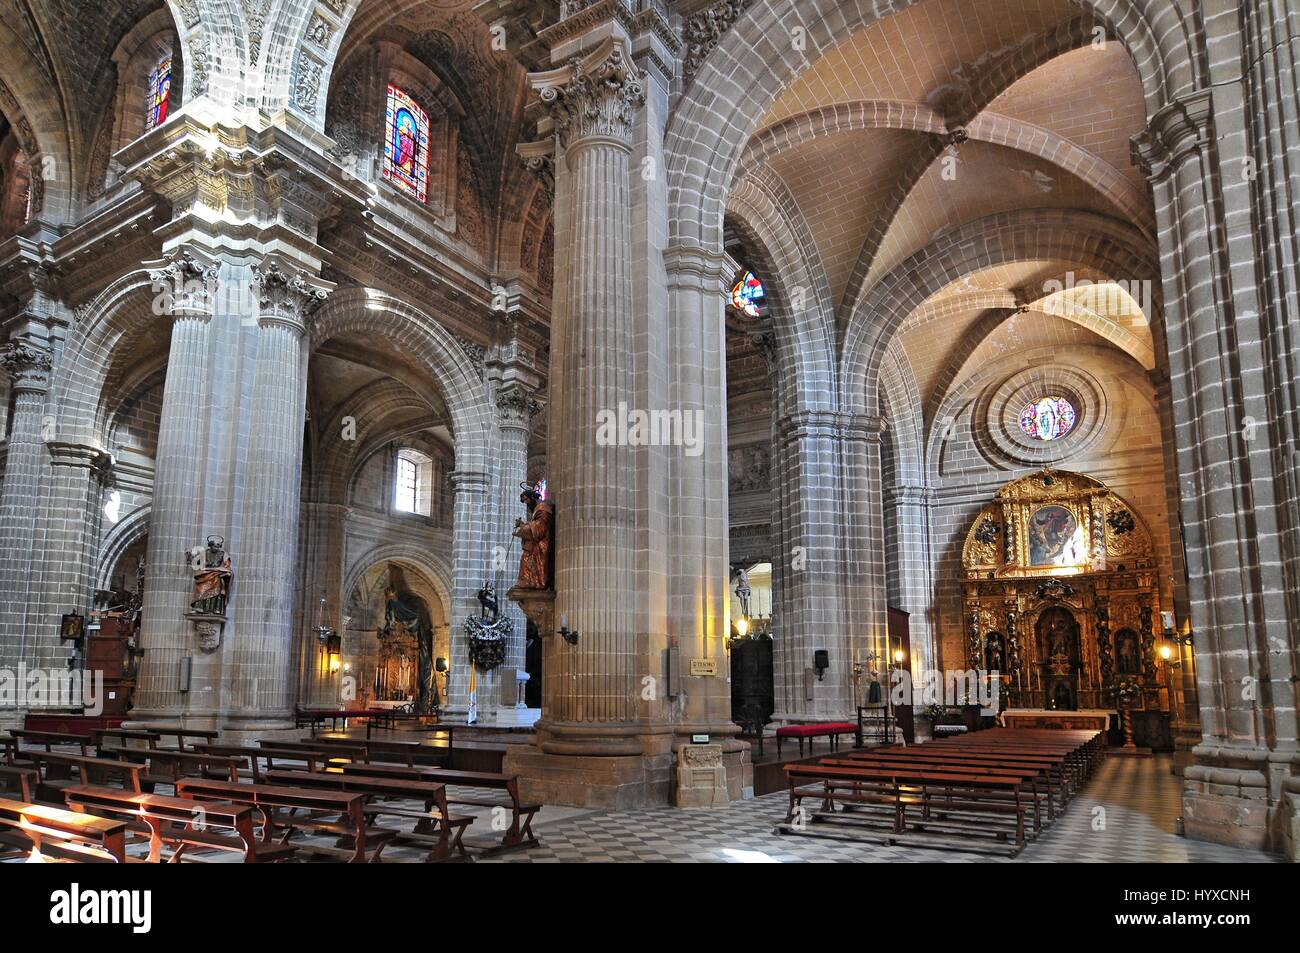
[468,754,1277,863]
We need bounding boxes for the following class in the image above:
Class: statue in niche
[383,566,437,715]
[512,481,554,590]
[1114,628,1141,676]
[1037,606,1079,677]
[984,632,1005,673]
[189,536,232,616]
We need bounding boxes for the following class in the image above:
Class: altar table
[997,709,1115,732]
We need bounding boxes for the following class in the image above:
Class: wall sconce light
[559,612,579,646]
[735,616,749,638]
[813,649,829,681]
[893,648,905,665]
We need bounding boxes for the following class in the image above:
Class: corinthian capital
[497,382,544,430]
[147,249,221,319]
[0,340,53,391]
[532,40,646,147]
[252,259,332,332]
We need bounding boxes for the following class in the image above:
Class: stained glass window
[730,270,765,319]
[383,84,430,203]
[1019,396,1077,442]
[146,55,173,131]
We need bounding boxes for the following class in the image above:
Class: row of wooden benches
[778,728,1105,856]
[0,731,535,864]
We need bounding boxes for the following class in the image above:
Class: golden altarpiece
[960,470,1172,732]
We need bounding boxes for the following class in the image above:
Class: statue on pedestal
[512,481,554,590]
[189,536,232,616]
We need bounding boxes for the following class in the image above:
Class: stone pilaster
[493,378,542,707]
[445,469,494,712]
[884,482,937,681]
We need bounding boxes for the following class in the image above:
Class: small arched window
[730,270,765,319]
[145,54,173,131]
[394,448,433,516]
[383,84,430,203]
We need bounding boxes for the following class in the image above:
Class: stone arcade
[0,0,1296,864]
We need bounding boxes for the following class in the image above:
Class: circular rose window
[1019,396,1077,441]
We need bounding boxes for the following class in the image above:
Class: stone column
[0,341,54,677]
[884,483,937,682]
[1135,84,1299,853]
[493,379,541,709]
[445,469,494,712]
[838,412,890,704]
[225,260,328,729]
[131,252,222,722]
[297,501,350,708]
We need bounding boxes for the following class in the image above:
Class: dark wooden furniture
[10,729,92,757]
[97,746,247,789]
[264,769,473,861]
[0,765,39,802]
[85,616,136,715]
[175,777,393,863]
[27,751,146,798]
[192,743,328,781]
[306,735,452,767]
[339,761,541,852]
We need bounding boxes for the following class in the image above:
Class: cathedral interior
[0,0,1297,876]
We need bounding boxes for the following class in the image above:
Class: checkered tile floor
[469,754,1277,863]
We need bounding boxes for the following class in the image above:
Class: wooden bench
[192,743,327,781]
[265,769,474,861]
[775,721,858,757]
[294,707,352,731]
[780,762,1036,855]
[176,777,395,863]
[27,751,146,798]
[98,746,247,789]
[339,761,541,852]
[94,728,162,750]
[260,738,368,765]
[0,796,129,863]
[10,729,92,758]
[64,785,296,864]
[149,728,222,751]
[1,735,18,764]
[307,735,452,768]
[0,765,39,802]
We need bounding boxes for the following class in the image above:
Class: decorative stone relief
[0,341,53,390]
[727,444,769,493]
[294,51,325,111]
[682,0,751,83]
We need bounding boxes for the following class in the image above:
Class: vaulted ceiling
[725,0,1157,441]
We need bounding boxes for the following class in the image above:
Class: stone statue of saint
[189,536,232,616]
[513,482,555,590]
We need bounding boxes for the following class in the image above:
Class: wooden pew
[94,728,162,750]
[780,761,1035,855]
[0,796,129,863]
[1,735,19,764]
[175,777,394,863]
[259,738,368,765]
[150,728,221,751]
[64,785,296,864]
[27,751,146,799]
[97,746,247,789]
[264,768,474,861]
[0,765,39,802]
[306,735,452,768]
[10,729,91,758]
[192,743,327,781]
[339,762,541,852]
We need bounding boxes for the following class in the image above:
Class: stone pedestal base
[503,745,674,809]
[1182,747,1275,852]
[676,743,729,808]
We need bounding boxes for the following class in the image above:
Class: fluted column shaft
[446,470,493,711]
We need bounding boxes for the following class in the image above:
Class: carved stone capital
[252,259,331,332]
[0,340,52,392]
[147,250,221,320]
[518,139,555,204]
[532,41,646,147]
[497,382,544,430]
